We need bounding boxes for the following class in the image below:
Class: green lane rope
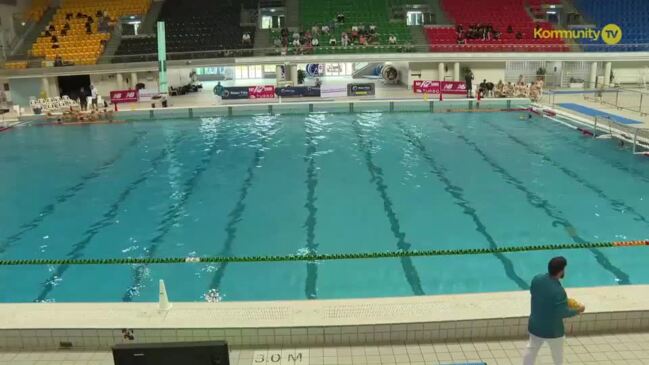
[0,240,647,266]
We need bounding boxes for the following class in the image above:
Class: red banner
[413,81,467,95]
[441,81,467,95]
[110,89,139,104]
[248,85,276,99]
[413,80,442,94]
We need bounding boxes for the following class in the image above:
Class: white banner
[320,86,347,98]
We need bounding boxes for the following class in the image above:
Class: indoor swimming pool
[1,110,648,302]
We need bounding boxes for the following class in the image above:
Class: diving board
[557,103,642,125]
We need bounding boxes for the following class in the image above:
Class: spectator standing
[341,32,348,46]
[464,70,474,98]
[336,13,345,23]
[90,84,98,110]
[79,87,88,111]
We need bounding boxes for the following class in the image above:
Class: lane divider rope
[0,240,647,266]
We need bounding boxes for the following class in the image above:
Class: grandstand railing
[4,42,649,70]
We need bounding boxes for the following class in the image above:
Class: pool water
[1,111,648,303]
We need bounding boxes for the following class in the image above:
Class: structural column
[41,77,49,97]
[589,62,597,88]
[116,73,124,90]
[604,61,612,87]
[289,64,298,85]
[453,62,460,82]
[131,72,138,88]
[438,63,445,81]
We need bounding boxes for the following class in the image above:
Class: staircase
[284,0,300,28]
[253,29,271,56]
[429,0,450,24]
[140,0,165,34]
[352,62,383,78]
[9,6,57,59]
[409,26,428,51]
[99,24,124,64]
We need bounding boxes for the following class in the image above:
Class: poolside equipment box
[112,340,229,365]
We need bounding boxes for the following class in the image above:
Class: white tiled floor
[1,332,648,365]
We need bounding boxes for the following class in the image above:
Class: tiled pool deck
[1,332,648,364]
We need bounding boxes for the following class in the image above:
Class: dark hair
[548,256,567,276]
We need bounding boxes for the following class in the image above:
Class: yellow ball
[567,298,581,310]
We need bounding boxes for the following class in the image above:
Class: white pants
[522,333,564,365]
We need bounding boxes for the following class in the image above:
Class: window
[406,11,424,26]
[264,64,277,73]
[235,65,263,79]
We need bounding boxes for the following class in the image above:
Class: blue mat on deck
[557,103,642,125]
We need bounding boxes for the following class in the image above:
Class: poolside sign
[413,80,466,94]
[110,89,139,104]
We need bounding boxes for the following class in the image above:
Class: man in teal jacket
[522,257,585,365]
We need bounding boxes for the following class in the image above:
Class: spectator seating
[31,0,151,65]
[3,61,29,69]
[425,0,567,52]
[114,0,254,62]
[292,0,412,54]
[573,0,649,51]
[25,0,51,23]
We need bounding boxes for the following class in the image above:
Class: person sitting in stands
[336,13,345,23]
[292,31,300,41]
[51,35,58,42]
[321,24,330,34]
[48,24,55,32]
[329,37,337,46]
[96,10,103,17]
[44,29,51,37]
[85,22,92,34]
[63,22,70,31]
[516,31,523,40]
[76,12,84,18]
[507,25,513,33]
[304,39,314,54]
[311,38,319,47]
[54,56,63,67]
[273,37,282,47]
[66,12,73,20]
[311,25,319,35]
[292,38,301,48]
[281,27,289,38]
[388,35,397,45]
[52,41,60,49]
[493,31,501,40]
[242,32,252,46]
[351,26,359,42]
[369,25,376,35]
[341,32,349,46]
[359,34,367,46]
[87,16,94,23]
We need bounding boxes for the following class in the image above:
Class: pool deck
[0,285,648,352]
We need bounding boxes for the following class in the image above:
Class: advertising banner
[413,80,442,94]
[138,88,160,102]
[221,87,250,100]
[110,89,139,103]
[320,86,347,98]
[275,86,321,97]
[441,81,467,95]
[413,80,467,95]
[248,85,275,99]
[347,83,375,96]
